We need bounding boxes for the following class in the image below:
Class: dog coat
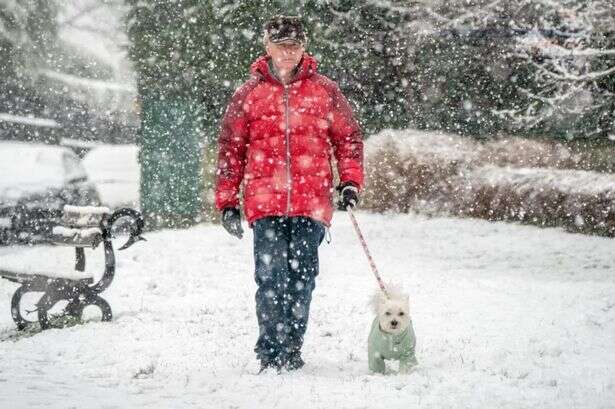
[368,317,418,374]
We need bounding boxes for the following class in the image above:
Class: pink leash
[347,206,390,299]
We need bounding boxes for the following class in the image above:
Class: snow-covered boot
[284,352,304,371]
[258,358,282,374]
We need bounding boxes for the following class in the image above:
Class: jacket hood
[250,53,318,84]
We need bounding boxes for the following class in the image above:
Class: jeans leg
[253,217,290,363]
[285,217,325,356]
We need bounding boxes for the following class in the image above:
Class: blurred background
[1,0,613,243]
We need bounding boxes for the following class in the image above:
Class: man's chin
[278,66,296,76]
[276,61,298,69]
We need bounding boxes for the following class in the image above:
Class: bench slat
[50,226,103,247]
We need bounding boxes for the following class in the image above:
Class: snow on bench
[0,245,95,283]
[62,205,111,227]
[0,266,94,283]
[51,226,103,247]
[63,205,111,215]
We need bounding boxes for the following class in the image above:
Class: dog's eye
[398,312,405,316]
[385,311,391,316]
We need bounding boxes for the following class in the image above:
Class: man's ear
[264,42,272,57]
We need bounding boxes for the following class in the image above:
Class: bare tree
[57,0,128,44]
[495,0,615,138]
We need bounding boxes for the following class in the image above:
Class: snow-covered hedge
[363,129,615,236]
[456,167,615,236]
[362,129,476,213]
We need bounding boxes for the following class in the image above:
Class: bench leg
[37,292,58,330]
[37,294,83,330]
[11,286,39,331]
[83,295,112,322]
[36,292,113,330]
[38,294,113,330]
[66,296,112,322]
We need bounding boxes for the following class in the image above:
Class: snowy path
[0,213,614,409]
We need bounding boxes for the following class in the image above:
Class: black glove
[221,207,244,239]
[337,183,359,211]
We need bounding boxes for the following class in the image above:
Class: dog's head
[374,289,410,335]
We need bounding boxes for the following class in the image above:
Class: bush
[362,129,615,237]
[478,137,615,173]
[454,167,615,236]
[362,143,460,213]
[478,137,573,169]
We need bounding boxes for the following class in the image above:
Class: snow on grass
[0,212,614,408]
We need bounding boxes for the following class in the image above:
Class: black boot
[259,358,282,374]
[284,352,304,371]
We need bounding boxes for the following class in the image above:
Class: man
[214,15,364,373]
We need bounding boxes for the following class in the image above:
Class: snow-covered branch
[533,62,615,82]
[57,2,104,26]
[416,0,504,29]
[500,0,615,136]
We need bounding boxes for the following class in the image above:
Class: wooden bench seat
[61,205,111,227]
[50,226,103,247]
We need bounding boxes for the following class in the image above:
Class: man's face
[265,40,304,77]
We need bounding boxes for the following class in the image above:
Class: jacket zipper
[284,84,291,214]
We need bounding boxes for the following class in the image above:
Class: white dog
[368,286,418,374]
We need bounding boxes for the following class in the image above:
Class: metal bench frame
[0,208,144,330]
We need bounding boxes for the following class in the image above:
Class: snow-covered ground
[0,212,614,408]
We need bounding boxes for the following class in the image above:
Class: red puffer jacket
[215,53,363,226]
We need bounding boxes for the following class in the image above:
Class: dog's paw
[398,364,417,375]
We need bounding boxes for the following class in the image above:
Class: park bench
[0,205,145,330]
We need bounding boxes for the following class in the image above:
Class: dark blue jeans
[252,216,325,364]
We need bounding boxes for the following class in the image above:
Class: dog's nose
[391,320,398,327]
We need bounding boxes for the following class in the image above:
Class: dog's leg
[369,349,386,374]
[398,349,418,374]
[398,359,414,374]
[398,321,418,374]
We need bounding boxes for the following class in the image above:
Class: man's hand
[221,207,244,239]
[337,183,359,211]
